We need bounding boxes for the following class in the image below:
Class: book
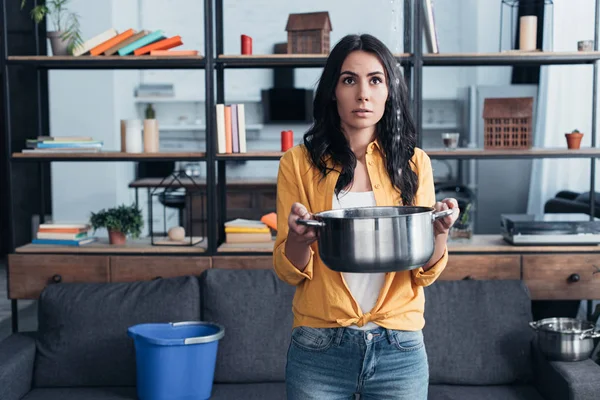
[90,28,136,56]
[215,104,226,153]
[149,50,199,56]
[104,30,149,55]
[37,231,88,240]
[231,104,239,153]
[118,30,165,56]
[134,35,183,56]
[32,237,96,246]
[237,104,247,153]
[39,223,90,229]
[225,218,267,227]
[225,232,273,243]
[224,105,232,153]
[72,28,118,56]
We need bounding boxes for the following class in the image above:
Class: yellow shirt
[273,140,448,331]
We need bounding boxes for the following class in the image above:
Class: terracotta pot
[108,230,127,245]
[565,132,584,149]
[47,31,70,56]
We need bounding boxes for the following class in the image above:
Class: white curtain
[527,0,599,216]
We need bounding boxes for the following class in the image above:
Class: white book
[216,104,226,153]
[224,218,266,227]
[237,104,247,153]
[39,223,90,229]
[72,28,118,56]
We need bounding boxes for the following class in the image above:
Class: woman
[273,34,459,400]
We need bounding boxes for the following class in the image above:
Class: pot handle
[296,219,325,228]
[432,209,454,221]
[529,321,539,331]
[580,330,600,339]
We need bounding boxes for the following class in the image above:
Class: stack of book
[71,28,199,57]
[224,219,273,243]
[216,104,247,154]
[24,136,103,153]
[33,223,96,246]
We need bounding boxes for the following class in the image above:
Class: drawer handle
[52,274,62,284]
[568,273,580,283]
[463,275,474,280]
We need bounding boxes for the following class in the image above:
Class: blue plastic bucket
[128,321,225,400]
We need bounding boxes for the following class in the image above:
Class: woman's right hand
[287,202,318,246]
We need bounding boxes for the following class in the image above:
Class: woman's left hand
[433,198,460,236]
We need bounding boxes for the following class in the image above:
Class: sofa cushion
[202,269,295,383]
[34,276,201,387]
[428,384,544,400]
[423,280,534,385]
[212,383,286,400]
[22,387,137,400]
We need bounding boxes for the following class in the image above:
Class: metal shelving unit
[2,0,600,331]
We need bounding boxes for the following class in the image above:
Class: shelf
[216,235,600,254]
[15,237,208,254]
[216,152,283,161]
[423,52,600,66]
[217,53,411,68]
[7,55,205,69]
[11,151,206,162]
[426,147,600,159]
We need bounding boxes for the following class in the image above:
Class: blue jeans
[286,326,429,400]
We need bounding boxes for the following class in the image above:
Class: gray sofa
[1,268,599,400]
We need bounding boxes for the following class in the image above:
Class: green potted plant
[90,204,143,245]
[565,129,584,150]
[21,0,83,56]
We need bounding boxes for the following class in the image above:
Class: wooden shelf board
[423,51,600,65]
[129,177,276,188]
[218,53,411,59]
[7,55,205,69]
[12,151,206,161]
[216,235,600,254]
[216,152,283,160]
[425,147,600,159]
[16,237,208,254]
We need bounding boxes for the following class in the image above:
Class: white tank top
[332,190,385,330]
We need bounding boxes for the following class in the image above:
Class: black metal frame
[2,0,600,332]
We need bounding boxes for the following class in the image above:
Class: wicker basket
[483,97,533,149]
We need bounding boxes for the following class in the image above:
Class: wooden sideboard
[7,235,600,300]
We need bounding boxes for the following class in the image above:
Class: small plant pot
[565,132,584,149]
[47,31,70,56]
[108,230,127,245]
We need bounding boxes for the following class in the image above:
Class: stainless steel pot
[296,206,454,273]
[529,317,600,361]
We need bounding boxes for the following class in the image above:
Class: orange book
[260,212,277,231]
[134,36,183,56]
[90,29,135,56]
[38,227,88,234]
[104,30,149,55]
[224,105,232,153]
[150,50,199,56]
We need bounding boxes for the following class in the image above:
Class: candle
[281,130,293,152]
[519,16,537,51]
[241,35,252,55]
[143,119,160,153]
[125,119,143,153]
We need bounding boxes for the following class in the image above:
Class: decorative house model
[483,97,533,149]
[285,11,332,54]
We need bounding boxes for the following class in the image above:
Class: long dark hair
[303,34,418,206]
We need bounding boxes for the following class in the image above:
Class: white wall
[49,0,509,230]
[50,0,117,227]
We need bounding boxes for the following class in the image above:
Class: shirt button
[366,333,374,341]
[374,184,381,189]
